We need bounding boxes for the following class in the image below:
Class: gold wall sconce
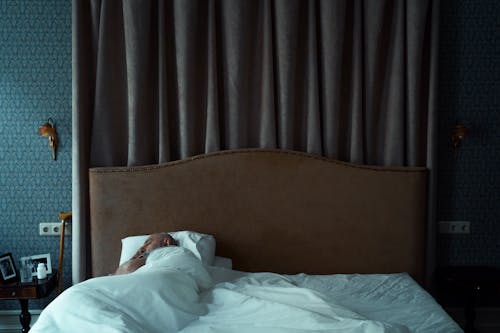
[451,124,469,159]
[38,118,58,160]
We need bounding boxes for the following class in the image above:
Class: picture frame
[21,253,52,277]
[0,253,18,283]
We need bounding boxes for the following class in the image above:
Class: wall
[0,0,497,312]
[0,0,71,310]
[438,0,500,267]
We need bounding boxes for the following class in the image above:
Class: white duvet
[31,248,460,333]
[31,247,211,333]
[180,273,408,333]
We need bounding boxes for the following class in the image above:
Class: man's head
[135,233,177,257]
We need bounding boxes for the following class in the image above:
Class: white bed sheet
[294,273,460,333]
[32,255,462,333]
[184,270,411,333]
[207,267,462,333]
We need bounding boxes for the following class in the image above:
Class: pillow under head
[119,230,216,266]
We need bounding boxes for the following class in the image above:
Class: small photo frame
[0,253,18,283]
[22,253,52,277]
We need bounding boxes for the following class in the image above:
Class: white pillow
[213,256,233,269]
[119,231,216,266]
[171,231,217,266]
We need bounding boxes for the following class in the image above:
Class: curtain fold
[73,0,439,284]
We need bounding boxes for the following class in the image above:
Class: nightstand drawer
[0,286,37,299]
[436,266,500,307]
[1,271,58,333]
[436,266,500,333]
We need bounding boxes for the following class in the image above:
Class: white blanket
[31,249,421,333]
[181,273,409,333]
[31,247,210,333]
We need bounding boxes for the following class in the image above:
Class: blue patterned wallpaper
[437,0,500,267]
[0,0,497,312]
[0,0,71,310]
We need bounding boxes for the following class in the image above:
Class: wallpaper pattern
[0,0,498,313]
[437,0,500,267]
[0,0,71,310]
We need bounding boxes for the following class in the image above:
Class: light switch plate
[439,221,470,234]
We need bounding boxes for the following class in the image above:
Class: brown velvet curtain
[73,0,439,284]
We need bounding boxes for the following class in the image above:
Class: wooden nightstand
[0,271,57,333]
[436,266,500,333]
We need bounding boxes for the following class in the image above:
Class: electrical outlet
[39,222,71,236]
[439,221,470,234]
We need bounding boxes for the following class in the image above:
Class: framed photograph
[0,253,18,283]
[22,253,52,277]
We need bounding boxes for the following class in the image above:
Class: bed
[31,149,462,332]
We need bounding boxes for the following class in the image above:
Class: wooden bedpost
[57,212,72,294]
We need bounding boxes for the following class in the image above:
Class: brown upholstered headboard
[89,149,427,282]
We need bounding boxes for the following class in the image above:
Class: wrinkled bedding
[31,247,461,333]
[31,247,210,333]
[180,273,409,333]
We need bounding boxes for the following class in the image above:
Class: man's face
[137,233,176,256]
[139,234,164,254]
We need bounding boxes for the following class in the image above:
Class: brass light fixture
[38,118,58,160]
[451,124,469,159]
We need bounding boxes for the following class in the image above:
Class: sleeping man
[32,233,214,333]
[114,232,178,275]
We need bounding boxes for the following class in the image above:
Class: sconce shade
[38,118,58,160]
[451,124,469,159]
